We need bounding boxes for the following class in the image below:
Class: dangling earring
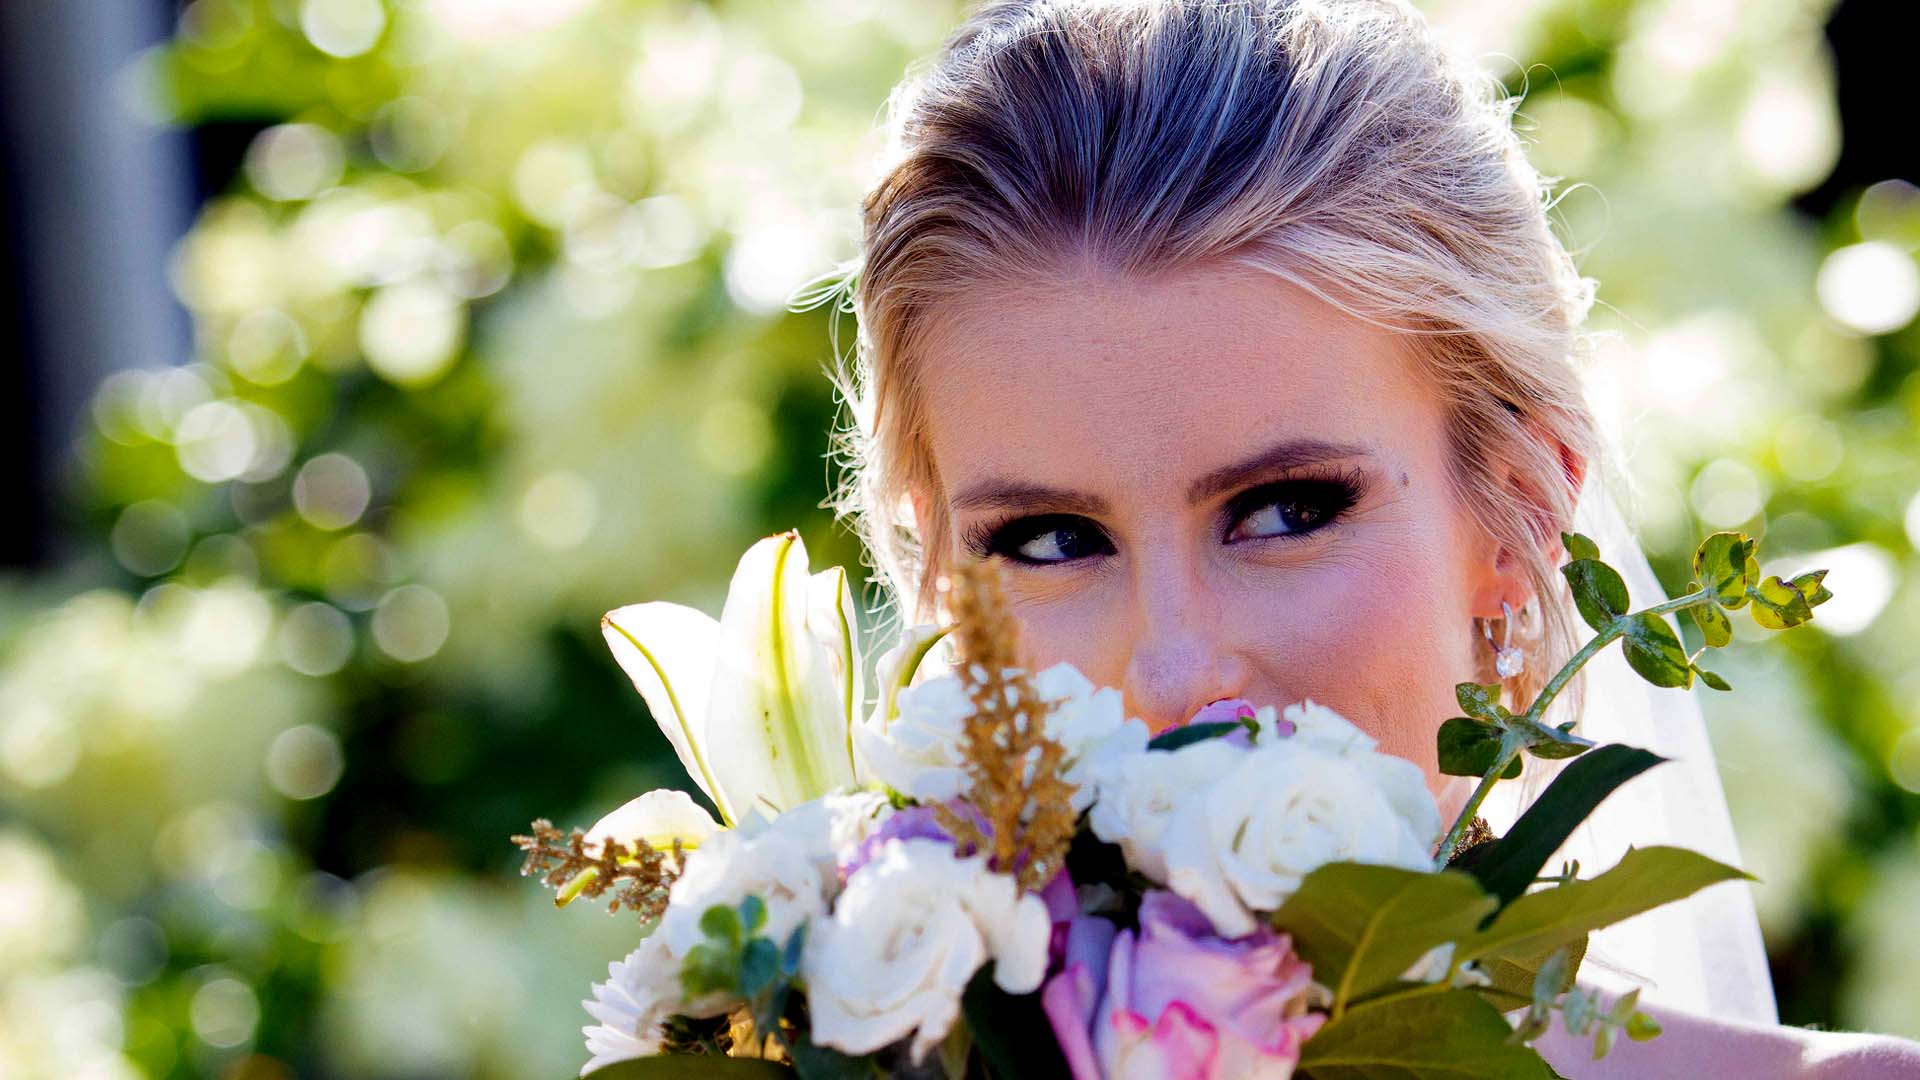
[1483,599,1527,678]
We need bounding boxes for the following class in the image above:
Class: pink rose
[1187,698,1259,728]
[1042,891,1325,1079]
[1185,698,1296,745]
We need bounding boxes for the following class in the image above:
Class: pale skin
[909,260,1920,1078]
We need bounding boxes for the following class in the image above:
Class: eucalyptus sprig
[680,896,807,1060]
[1432,529,1833,867]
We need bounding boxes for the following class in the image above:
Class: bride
[813,0,1920,1074]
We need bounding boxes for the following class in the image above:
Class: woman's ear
[1466,421,1589,621]
[1542,429,1588,565]
[908,488,935,542]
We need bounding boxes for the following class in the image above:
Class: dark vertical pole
[0,0,196,566]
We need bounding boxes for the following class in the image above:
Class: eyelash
[962,466,1368,567]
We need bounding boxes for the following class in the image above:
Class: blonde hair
[818,0,1604,712]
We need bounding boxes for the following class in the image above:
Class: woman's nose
[1119,573,1250,733]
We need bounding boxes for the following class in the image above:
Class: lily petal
[867,623,952,730]
[602,602,728,824]
[852,622,953,786]
[704,531,859,817]
[806,563,866,777]
[583,789,722,857]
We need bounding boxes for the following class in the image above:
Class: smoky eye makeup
[962,512,1116,566]
[1219,464,1369,545]
[959,464,1371,568]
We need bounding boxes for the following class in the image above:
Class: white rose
[1276,697,1375,752]
[803,838,1051,1063]
[657,826,824,961]
[1031,664,1132,810]
[579,934,731,1076]
[1162,742,1438,937]
[854,669,975,802]
[1278,698,1442,850]
[1084,731,1233,882]
[756,788,894,881]
[856,660,1131,811]
[656,788,892,960]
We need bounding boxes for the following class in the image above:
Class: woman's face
[914,262,1541,812]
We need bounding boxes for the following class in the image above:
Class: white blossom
[653,790,887,961]
[603,531,864,826]
[1276,699,1441,849]
[580,788,721,861]
[803,838,1051,1063]
[1084,729,1232,881]
[579,934,730,1076]
[1162,741,1439,936]
[855,660,1131,811]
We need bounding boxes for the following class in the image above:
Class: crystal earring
[1484,599,1526,678]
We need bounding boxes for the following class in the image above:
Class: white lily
[553,789,724,907]
[868,622,954,726]
[582,789,722,856]
[602,530,864,826]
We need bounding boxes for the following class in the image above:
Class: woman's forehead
[917,265,1438,494]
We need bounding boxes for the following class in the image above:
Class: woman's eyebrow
[949,480,1110,517]
[1186,437,1377,504]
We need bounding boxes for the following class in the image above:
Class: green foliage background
[2,0,1917,1076]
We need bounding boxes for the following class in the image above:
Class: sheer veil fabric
[1477,473,1780,1025]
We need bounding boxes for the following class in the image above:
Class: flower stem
[1432,587,1714,868]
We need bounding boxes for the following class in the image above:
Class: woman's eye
[977,514,1115,565]
[1224,480,1358,543]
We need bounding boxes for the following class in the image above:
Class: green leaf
[1691,532,1753,609]
[1477,935,1588,1011]
[1620,613,1692,689]
[1694,667,1731,692]
[1146,720,1242,751]
[787,1038,878,1080]
[738,895,767,934]
[1687,600,1733,648]
[1271,864,1498,1011]
[1790,568,1833,608]
[1561,531,1600,563]
[1297,989,1556,1079]
[583,1056,798,1079]
[781,925,806,978]
[1560,559,1630,633]
[1514,718,1594,761]
[1461,746,1664,906]
[739,937,780,996]
[1750,575,1815,630]
[1462,846,1750,968]
[1455,682,1506,722]
[961,964,1070,1080]
[700,903,743,946]
[1438,717,1521,779]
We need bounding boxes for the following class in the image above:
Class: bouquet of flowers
[513,528,1830,1079]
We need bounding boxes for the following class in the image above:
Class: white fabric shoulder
[1478,476,1778,1025]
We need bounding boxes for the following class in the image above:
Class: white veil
[1477,475,1779,1025]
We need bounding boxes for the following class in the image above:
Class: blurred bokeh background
[0,0,1915,1076]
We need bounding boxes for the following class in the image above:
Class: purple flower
[836,800,999,882]
[837,805,953,881]
[1041,891,1325,1079]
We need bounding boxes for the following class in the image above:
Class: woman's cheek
[1003,575,1127,685]
[1235,560,1454,760]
